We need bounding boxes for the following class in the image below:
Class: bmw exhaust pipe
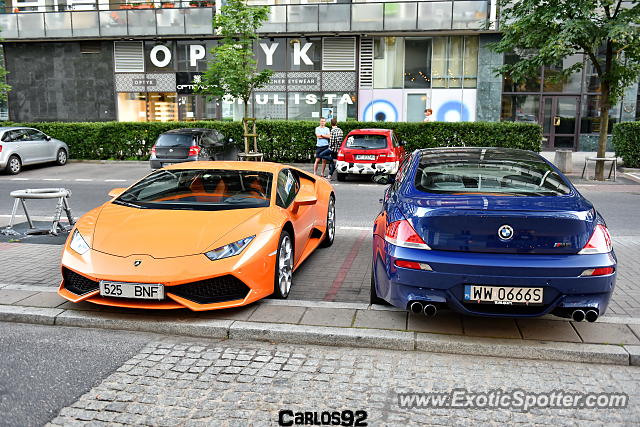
[585,310,599,323]
[409,301,424,314]
[423,304,437,317]
[571,309,586,322]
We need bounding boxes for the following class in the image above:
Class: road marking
[339,226,371,231]
[323,230,368,302]
[104,179,127,182]
[75,178,94,182]
[43,178,61,181]
[10,178,29,181]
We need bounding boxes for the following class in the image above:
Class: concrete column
[476,34,503,122]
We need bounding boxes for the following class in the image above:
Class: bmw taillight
[580,267,615,277]
[189,145,201,156]
[394,260,433,271]
[150,145,156,155]
[578,224,612,255]
[384,219,431,250]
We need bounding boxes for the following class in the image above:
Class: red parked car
[335,129,406,182]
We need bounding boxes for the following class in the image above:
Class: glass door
[541,96,579,150]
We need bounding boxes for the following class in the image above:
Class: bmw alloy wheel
[278,234,293,297]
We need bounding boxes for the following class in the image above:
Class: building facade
[1,0,638,151]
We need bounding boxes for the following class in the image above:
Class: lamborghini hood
[91,203,267,258]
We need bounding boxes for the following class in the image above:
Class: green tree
[492,0,640,180]
[196,0,272,155]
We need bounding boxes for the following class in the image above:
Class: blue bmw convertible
[372,147,616,322]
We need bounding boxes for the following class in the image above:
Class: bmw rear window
[155,134,195,147]
[414,152,571,196]
[115,169,272,211]
[344,135,388,150]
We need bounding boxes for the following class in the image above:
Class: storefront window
[287,92,322,120]
[431,36,478,89]
[543,54,583,93]
[147,93,177,122]
[406,93,429,122]
[404,38,431,89]
[502,52,541,92]
[321,93,357,122]
[373,37,404,89]
[463,36,479,88]
[580,95,620,134]
[178,95,218,121]
[254,92,287,119]
[117,93,148,122]
[221,98,245,121]
[501,94,540,123]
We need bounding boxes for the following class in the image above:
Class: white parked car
[0,127,69,175]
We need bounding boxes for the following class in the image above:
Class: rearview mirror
[45,135,51,141]
[108,188,126,198]
[372,174,393,185]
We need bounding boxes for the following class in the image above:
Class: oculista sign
[150,42,354,106]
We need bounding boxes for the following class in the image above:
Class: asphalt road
[1,161,639,234]
[0,322,157,427]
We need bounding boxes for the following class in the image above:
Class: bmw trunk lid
[399,194,596,254]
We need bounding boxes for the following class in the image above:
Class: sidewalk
[1,285,639,366]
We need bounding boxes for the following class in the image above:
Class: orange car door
[290,176,318,260]
[276,169,315,263]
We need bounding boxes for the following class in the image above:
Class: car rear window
[155,134,195,147]
[344,135,388,150]
[414,154,571,196]
[115,169,272,211]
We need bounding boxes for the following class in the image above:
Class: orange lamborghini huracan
[58,162,335,311]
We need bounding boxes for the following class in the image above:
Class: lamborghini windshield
[115,169,272,211]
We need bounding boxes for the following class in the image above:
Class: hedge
[613,121,640,168]
[0,120,542,162]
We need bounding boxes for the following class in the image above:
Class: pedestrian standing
[314,117,331,176]
[423,108,433,122]
[325,118,343,180]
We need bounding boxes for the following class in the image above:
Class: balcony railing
[0,1,491,40]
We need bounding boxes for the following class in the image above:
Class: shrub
[0,120,542,162]
[613,121,640,168]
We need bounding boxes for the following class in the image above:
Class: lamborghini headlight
[70,230,90,255]
[205,236,255,261]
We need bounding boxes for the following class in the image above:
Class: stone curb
[229,321,415,351]
[0,304,636,366]
[416,333,629,366]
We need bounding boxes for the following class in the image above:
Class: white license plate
[464,285,543,305]
[163,162,176,166]
[99,281,164,300]
[355,154,376,161]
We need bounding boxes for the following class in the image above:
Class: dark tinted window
[116,169,272,211]
[344,134,388,150]
[25,129,47,141]
[156,134,195,147]
[414,151,570,196]
[276,169,300,208]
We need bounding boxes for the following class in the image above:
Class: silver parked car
[0,127,69,175]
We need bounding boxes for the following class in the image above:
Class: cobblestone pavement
[48,338,640,426]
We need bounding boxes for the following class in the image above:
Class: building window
[178,95,218,121]
[373,37,404,89]
[254,92,287,120]
[543,54,583,93]
[500,94,540,123]
[432,36,478,89]
[404,38,432,89]
[502,52,541,92]
[580,95,620,134]
[287,92,322,120]
[117,93,148,122]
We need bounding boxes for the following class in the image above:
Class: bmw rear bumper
[373,235,617,318]
[149,156,198,169]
